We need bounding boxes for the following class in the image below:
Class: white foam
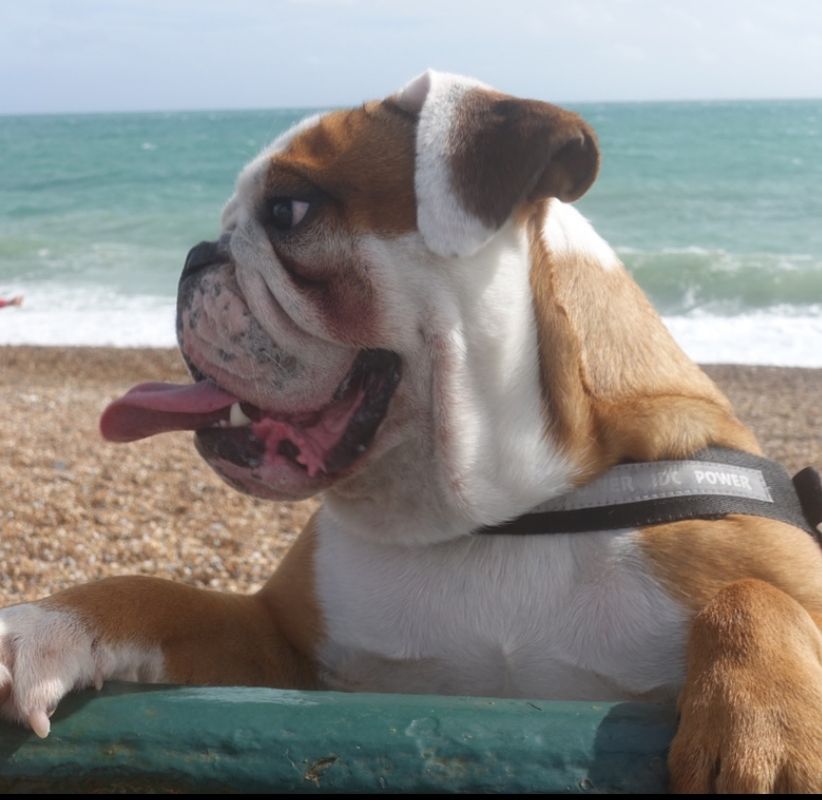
[662,312,822,367]
[0,285,176,347]
[1,286,820,367]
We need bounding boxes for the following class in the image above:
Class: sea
[1,100,820,365]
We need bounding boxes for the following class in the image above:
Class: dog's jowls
[3,70,821,792]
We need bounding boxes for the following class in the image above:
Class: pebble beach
[1,345,820,604]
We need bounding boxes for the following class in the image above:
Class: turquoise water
[0,101,820,361]
[577,99,822,316]
[0,109,306,297]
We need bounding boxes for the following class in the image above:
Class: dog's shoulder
[639,515,822,614]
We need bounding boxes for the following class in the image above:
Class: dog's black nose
[181,236,230,282]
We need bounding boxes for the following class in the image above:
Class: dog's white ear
[392,70,599,258]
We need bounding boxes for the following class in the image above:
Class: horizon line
[2,94,821,118]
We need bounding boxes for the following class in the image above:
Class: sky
[2,0,822,114]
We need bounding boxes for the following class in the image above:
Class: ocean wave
[662,312,822,367]
[0,285,176,347]
[617,247,822,315]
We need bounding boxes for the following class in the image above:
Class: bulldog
[2,71,821,793]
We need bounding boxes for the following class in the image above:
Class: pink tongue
[100,381,237,443]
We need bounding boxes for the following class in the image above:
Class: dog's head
[103,71,743,543]
[181,71,596,487]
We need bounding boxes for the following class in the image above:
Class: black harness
[475,447,822,541]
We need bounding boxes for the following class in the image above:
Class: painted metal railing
[0,684,675,793]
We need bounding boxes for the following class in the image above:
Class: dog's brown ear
[392,70,599,258]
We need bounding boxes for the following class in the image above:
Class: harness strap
[794,466,822,535]
[475,447,821,539]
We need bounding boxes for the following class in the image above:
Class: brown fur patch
[638,515,822,614]
[452,89,599,228]
[47,576,315,688]
[271,101,417,236]
[45,518,327,688]
[528,201,759,482]
[258,513,325,664]
[258,103,417,347]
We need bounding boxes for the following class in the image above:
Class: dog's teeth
[229,402,252,427]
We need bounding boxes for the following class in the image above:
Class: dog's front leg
[0,535,318,737]
[669,579,822,793]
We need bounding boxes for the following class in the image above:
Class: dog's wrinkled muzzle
[99,224,401,500]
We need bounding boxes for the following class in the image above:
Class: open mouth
[100,349,401,478]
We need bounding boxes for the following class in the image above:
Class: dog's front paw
[668,688,822,794]
[0,603,101,738]
[669,580,822,793]
[668,623,822,794]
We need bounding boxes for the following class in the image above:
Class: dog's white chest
[314,520,689,700]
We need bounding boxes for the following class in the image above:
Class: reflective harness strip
[475,447,822,539]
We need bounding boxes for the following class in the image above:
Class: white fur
[316,516,688,700]
[0,604,165,730]
[407,70,498,258]
[326,223,575,546]
[543,198,621,271]
[393,70,433,115]
[316,216,689,700]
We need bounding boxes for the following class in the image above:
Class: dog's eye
[269,199,310,231]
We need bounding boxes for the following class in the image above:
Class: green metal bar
[0,684,675,793]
